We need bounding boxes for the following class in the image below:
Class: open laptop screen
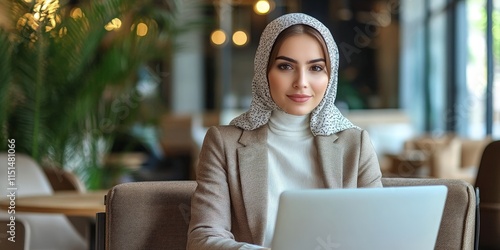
[271,185,447,250]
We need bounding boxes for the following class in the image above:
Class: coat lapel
[315,134,344,188]
[237,126,268,243]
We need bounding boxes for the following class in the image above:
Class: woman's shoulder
[207,124,243,135]
[335,127,367,136]
[203,125,244,142]
[205,124,267,143]
[333,128,372,143]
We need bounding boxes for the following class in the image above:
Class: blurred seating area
[106,109,495,187]
[385,134,492,184]
[101,112,221,183]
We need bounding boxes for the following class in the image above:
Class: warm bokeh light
[254,0,270,15]
[232,30,248,46]
[136,22,148,36]
[33,0,60,32]
[104,18,122,31]
[211,29,226,45]
[58,26,67,37]
[16,0,61,34]
[70,7,83,19]
[17,13,37,31]
[33,0,60,21]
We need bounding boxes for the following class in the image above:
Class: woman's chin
[282,108,313,116]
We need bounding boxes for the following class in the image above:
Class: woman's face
[268,34,329,116]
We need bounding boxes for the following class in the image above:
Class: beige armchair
[97,178,477,250]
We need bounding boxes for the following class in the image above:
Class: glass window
[466,0,500,139]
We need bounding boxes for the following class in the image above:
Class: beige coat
[187,125,382,250]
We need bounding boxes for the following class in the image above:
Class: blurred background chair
[474,140,500,250]
[42,166,92,243]
[430,136,492,184]
[98,178,476,250]
[43,167,87,192]
[0,153,86,250]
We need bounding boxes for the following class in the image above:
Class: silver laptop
[271,185,447,250]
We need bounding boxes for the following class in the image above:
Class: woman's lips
[287,94,312,103]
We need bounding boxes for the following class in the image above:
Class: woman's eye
[277,63,292,70]
[311,65,324,72]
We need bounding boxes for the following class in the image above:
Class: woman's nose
[293,69,308,89]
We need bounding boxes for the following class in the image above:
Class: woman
[187,13,382,250]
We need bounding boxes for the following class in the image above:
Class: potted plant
[0,0,186,189]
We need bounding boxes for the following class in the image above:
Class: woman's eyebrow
[275,56,297,63]
[275,56,325,64]
[308,58,326,64]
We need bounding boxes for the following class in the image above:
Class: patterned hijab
[230,13,357,136]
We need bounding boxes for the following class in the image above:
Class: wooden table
[0,190,107,217]
[0,190,108,250]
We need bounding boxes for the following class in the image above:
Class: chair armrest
[480,202,500,210]
[382,177,476,250]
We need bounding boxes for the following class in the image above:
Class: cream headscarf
[230,13,357,136]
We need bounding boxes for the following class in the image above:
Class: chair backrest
[460,138,492,169]
[475,140,500,202]
[103,181,196,250]
[0,153,53,196]
[474,140,500,248]
[42,167,86,192]
[101,178,475,250]
[382,178,476,250]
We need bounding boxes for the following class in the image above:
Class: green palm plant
[0,0,184,189]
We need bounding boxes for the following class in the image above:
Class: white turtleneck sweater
[261,110,325,248]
